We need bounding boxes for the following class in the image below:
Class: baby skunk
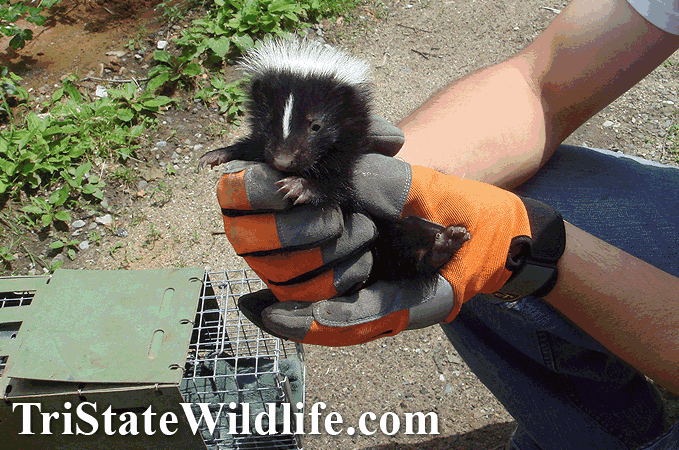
[200,38,469,285]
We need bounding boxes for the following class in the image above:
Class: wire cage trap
[181,269,305,450]
[0,268,304,450]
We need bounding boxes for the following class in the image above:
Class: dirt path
[4,1,679,449]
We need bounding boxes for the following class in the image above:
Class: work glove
[215,115,404,303]
[217,121,566,346]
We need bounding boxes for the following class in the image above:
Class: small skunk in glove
[200,38,469,285]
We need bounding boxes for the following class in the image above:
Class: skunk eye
[310,122,321,132]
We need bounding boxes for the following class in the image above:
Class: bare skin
[398,0,679,394]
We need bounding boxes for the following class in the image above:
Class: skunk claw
[276,176,313,205]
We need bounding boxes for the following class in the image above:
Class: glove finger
[245,212,377,282]
[217,160,291,212]
[223,205,343,255]
[264,248,374,302]
[367,114,405,157]
[256,276,455,346]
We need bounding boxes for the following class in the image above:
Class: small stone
[157,40,168,50]
[95,85,108,98]
[134,54,143,60]
[193,144,204,152]
[106,50,126,58]
[101,197,110,209]
[156,140,168,147]
[603,120,614,128]
[88,222,98,230]
[71,219,87,229]
[447,353,463,365]
[115,229,128,238]
[79,241,90,250]
[95,214,113,225]
[138,180,148,191]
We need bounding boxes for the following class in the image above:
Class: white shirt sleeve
[627,0,679,35]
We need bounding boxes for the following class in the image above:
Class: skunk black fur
[200,38,467,287]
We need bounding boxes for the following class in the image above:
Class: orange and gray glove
[217,124,565,346]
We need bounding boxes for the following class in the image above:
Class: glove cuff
[492,197,566,301]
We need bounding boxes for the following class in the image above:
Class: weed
[142,223,162,249]
[0,244,16,268]
[0,0,61,50]
[110,167,138,187]
[195,76,246,120]
[89,230,102,246]
[150,180,173,207]
[49,238,80,261]
[147,49,203,94]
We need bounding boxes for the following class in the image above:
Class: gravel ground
[5,1,679,448]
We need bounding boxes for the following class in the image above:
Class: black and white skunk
[200,38,469,284]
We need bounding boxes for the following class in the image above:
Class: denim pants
[440,145,679,449]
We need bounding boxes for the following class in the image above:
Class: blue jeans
[440,145,679,449]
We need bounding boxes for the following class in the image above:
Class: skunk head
[240,39,372,175]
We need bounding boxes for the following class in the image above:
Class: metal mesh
[0,290,34,308]
[181,269,304,450]
[0,290,32,379]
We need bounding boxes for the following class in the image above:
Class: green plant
[175,0,339,65]
[0,67,29,118]
[110,166,137,187]
[21,195,71,228]
[0,0,61,50]
[0,245,16,268]
[49,237,79,260]
[0,76,161,199]
[142,223,162,249]
[194,76,246,120]
[147,49,203,94]
[150,180,173,207]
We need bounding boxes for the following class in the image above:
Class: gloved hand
[216,115,405,302]
[217,120,566,346]
[234,154,566,346]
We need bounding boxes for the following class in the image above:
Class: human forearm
[397,60,546,188]
[545,222,679,394]
[398,0,679,188]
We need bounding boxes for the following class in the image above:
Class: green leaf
[207,37,231,58]
[116,108,134,122]
[147,72,170,92]
[142,96,173,109]
[54,210,72,222]
[49,241,65,250]
[76,161,91,177]
[231,34,255,52]
[153,50,173,64]
[67,248,76,260]
[41,213,53,227]
[9,29,33,50]
[49,185,70,207]
[52,87,65,102]
[22,205,44,215]
[183,63,202,77]
[63,80,82,102]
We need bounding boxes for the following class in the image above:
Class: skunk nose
[273,154,295,172]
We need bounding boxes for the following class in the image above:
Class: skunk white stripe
[241,38,370,86]
[282,94,294,139]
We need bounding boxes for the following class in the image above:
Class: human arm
[545,223,679,394]
[398,0,679,188]
[397,0,679,394]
